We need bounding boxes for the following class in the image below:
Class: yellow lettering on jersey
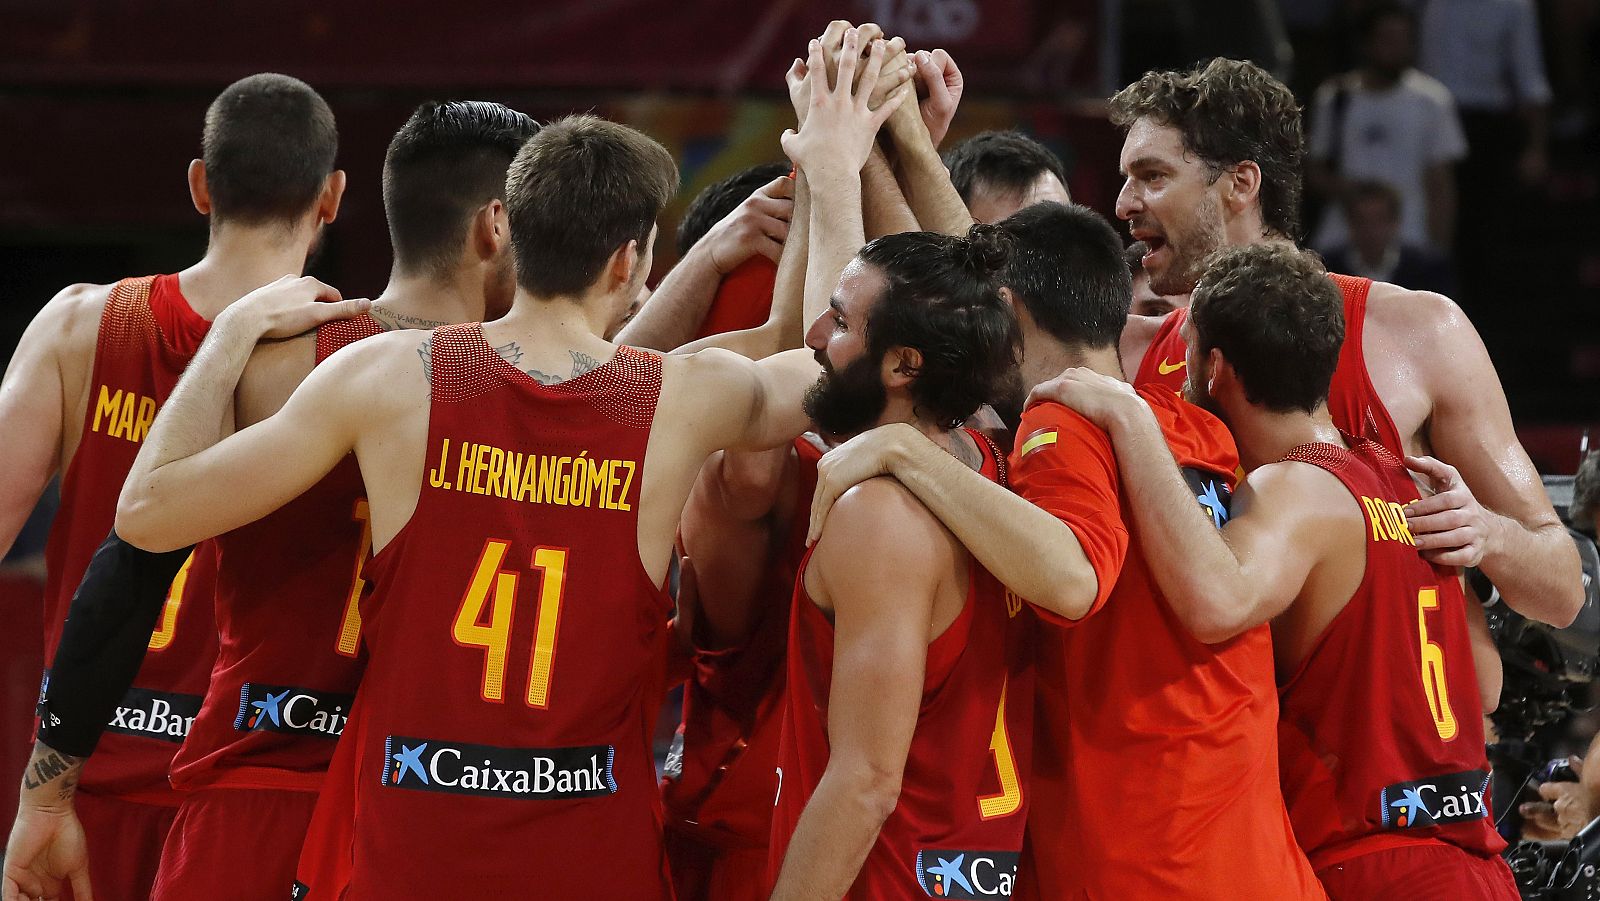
[90,385,160,444]
[428,438,453,489]
[432,437,639,512]
[1361,495,1417,546]
[92,386,122,435]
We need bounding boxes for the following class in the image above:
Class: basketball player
[1111,59,1581,629]
[0,74,343,901]
[806,202,1325,899]
[766,224,1033,900]
[113,33,906,898]
[943,130,1073,224]
[7,100,540,901]
[1036,243,1517,897]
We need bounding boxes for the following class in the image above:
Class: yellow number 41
[452,540,569,709]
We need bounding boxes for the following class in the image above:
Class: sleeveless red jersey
[170,315,385,794]
[41,274,219,804]
[314,324,673,899]
[1134,274,1407,457]
[661,436,821,851]
[768,432,1035,900]
[1277,437,1503,870]
[691,257,777,340]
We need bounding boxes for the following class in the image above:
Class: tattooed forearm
[20,743,83,801]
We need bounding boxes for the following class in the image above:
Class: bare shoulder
[28,282,114,360]
[237,332,318,427]
[814,476,957,572]
[1364,281,1473,343]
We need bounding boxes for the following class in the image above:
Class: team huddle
[0,19,1585,901]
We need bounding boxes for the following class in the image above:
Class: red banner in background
[0,1,1105,97]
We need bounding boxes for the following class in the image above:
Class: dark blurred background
[1,0,1597,810]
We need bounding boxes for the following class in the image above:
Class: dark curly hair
[1109,58,1304,241]
[856,226,1022,428]
[1190,244,1343,413]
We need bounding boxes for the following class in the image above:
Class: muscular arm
[678,446,793,649]
[618,175,795,352]
[770,482,939,901]
[0,285,101,558]
[671,175,810,360]
[861,147,919,239]
[882,93,970,237]
[1104,404,1345,642]
[116,278,371,552]
[809,423,1100,620]
[1405,291,1583,625]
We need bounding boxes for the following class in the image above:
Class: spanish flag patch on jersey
[1017,428,1058,459]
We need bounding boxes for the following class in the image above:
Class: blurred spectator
[1417,0,1553,188]
[1308,2,1466,254]
[1321,181,1456,295]
[943,130,1071,224]
[1124,240,1186,317]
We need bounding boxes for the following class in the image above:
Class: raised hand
[781,28,911,180]
[700,175,795,275]
[227,275,369,340]
[913,49,964,148]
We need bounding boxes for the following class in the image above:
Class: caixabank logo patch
[915,849,1018,898]
[381,735,618,800]
[233,682,353,738]
[1380,769,1491,829]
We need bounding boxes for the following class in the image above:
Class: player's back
[340,322,672,899]
[769,431,1034,899]
[171,315,385,793]
[1017,389,1324,900]
[1276,437,1503,869]
[41,273,218,802]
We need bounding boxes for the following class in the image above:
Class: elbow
[1027,565,1100,622]
[1177,594,1255,645]
[1546,584,1584,629]
[114,486,182,554]
[859,769,902,826]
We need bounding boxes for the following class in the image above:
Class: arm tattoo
[21,746,83,800]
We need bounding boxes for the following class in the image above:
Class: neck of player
[178,219,319,320]
[373,265,493,330]
[1022,339,1125,394]
[1227,403,1345,472]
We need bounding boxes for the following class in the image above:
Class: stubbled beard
[1183,365,1223,419]
[803,352,888,437]
[1149,193,1225,296]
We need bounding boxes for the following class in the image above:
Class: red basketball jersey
[1134,274,1407,457]
[312,324,673,899]
[41,274,219,804]
[661,436,821,851]
[768,432,1034,900]
[170,315,385,794]
[1276,438,1503,871]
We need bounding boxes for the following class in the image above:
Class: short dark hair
[676,162,790,257]
[1340,180,1402,221]
[1190,244,1343,413]
[856,226,1022,428]
[1109,59,1304,240]
[997,202,1131,349]
[505,115,680,297]
[384,101,540,277]
[943,130,1069,205]
[201,73,338,225]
